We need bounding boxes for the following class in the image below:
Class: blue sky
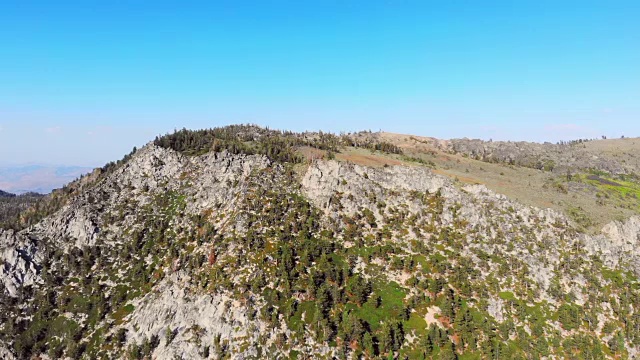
[0,0,639,166]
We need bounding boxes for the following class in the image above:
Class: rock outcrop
[0,229,41,297]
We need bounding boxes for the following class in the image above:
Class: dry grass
[362,133,640,231]
[296,146,327,161]
[336,148,405,167]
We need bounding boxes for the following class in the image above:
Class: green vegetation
[583,173,640,204]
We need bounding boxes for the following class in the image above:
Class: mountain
[0,190,15,198]
[0,165,93,194]
[1,125,640,359]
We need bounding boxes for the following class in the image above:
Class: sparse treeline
[153,124,402,161]
[0,192,44,229]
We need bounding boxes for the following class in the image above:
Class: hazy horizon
[1,124,636,169]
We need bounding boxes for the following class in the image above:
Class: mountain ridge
[1,125,640,359]
[0,190,15,198]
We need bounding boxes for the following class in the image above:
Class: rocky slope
[1,126,640,359]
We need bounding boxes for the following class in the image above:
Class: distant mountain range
[0,165,93,194]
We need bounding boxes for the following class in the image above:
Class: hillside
[0,191,44,230]
[363,132,640,232]
[1,125,640,359]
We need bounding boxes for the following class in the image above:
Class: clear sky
[1,0,639,166]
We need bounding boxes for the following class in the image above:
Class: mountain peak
[1,126,639,359]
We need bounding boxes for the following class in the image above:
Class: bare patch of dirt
[424,306,444,329]
[297,146,327,161]
[336,152,404,167]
